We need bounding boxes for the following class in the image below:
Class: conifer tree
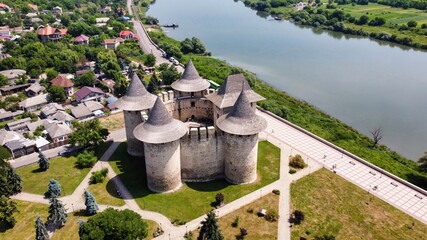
[47,179,61,198]
[197,210,224,240]
[84,190,98,215]
[47,197,67,228]
[35,215,50,240]
[38,152,49,171]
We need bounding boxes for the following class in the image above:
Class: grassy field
[0,200,48,240]
[16,156,90,196]
[290,168,427,239]
[0,200,158,240]
[109,141,280,222]
[99,112,125,132]
[86,176,125,206]
[191,193,279,239]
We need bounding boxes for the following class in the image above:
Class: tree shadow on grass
[31,168,44,173]
[73,209,88,217]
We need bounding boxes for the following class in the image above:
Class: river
[147,0,427,160]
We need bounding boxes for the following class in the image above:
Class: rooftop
[216,90,267,135]
[171,60,210,93]
[51,75,74,88]
[205,73,265,109]
[115,73,157,111]
[74,86,104,101]
[41,103,64,117]
[134,98,188,144]
[19,94,49,108]
[0,129,24,145]
[70,104,93,119]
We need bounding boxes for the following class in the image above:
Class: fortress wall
[164,98,213,122]
[224,133,259,184]
[144,140,182,193]
[124,110,145,157]
[180,126,224,181]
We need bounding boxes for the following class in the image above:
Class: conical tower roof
[171,60,210,92]
[134,98,188,144]
[115,73,157,111]
[216,90,267,135]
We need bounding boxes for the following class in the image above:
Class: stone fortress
[116,60,267,193]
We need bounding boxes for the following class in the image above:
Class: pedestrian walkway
[258,110,427,224]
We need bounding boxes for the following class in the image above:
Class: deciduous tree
[0,195,18,229]
[69,119,109,148]
[0,160,22,197]
[79,209,148,239]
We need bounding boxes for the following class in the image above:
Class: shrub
[246,208,254,214]
[90,168,108,184]
[306,229,312,235]
[232,216,239,227]
[272,189,280,195]
[407,20,417,28]
[289,169,297,174]
[183,231,192,240]
[290,210,305,224]
[76,151,97,168]
[215,193,224,207]
[239,228,248,239]
[265,209,279,222]
[289,154,306,169]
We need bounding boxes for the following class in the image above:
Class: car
[173,59,179,66]
[169,57,175,62]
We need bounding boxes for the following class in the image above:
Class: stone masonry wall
[124,110,144,157]
[180,126,224,181]
[144,140,182,193]
[224,133,259,184]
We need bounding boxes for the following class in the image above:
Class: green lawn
[290,168,427,239]
[87,176,125,206]
[16,156,90,196]
[109,141,280,222]
[0,200,48,240]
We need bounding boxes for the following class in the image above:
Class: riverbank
[146,28,427,190]
[241,0,427,49]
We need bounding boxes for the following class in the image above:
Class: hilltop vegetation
[241,0,427,48]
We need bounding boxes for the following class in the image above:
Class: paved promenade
[258,110,427,224]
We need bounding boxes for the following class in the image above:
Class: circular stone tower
[171,60,210,95]
[216,90,267,184]
[115,73,157,157]
[133,98,188,193]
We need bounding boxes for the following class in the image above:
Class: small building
[19,93,49,112]
[70,104,93,120]
[98,6,112,14]
[27,3,38,12]
[0,129,23,146]
[84,100,104,112]
[47,111,74,122]
[95,17,109,27]
[119,30,138,40]
[6,118,32,131]
[51,75,74,97]
[52,6,62,16]
[75,69,90,76]
[25,83,45,97]
[103,38,124,50]
[101,79,115,93]
[74,86,105,103]
[0,69,26,85]
[0,109,23,123]
[27,119,72,143]
[4,138,36,158]
[35,136,49,151]
[26,12,37,18]
[40,103,65,118]
[37,25,67,42]
[74,34,89,45]
[0,84,31,96]
[0,3,12,13]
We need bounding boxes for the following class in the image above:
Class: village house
[0,69,26,85]
[98,6,112,14]
[40,103,65,118]
[74,34,89,45]
[70,104,93,120]
[0,84,31,96]
[37,25,67,42]
[103,38,124,50]
[52,6,62,16]
[6,118,32,131]
[0,109,23,123]
[95,17,110,27]
[74,86,105,103]
[0,3,12,13]
[119,30,138,40]
[51,75,74,97]
[4,138,36,158]
[27,119,72,144]
[19,93,49,112]
[25,82,45,97]
[27,3,38,12]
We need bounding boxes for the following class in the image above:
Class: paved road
[9,145,67,168]
[258,110,427,225]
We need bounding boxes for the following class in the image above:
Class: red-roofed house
[0,3,12,12]
[74,34,89,45]
[28,3,38,12]
[51,75,74,97]
[74,86,105,103]
[37,25,67,42]
[119,30,138,40]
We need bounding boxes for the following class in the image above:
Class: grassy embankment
[290,169,427,239]
[0,200,158,240]
[109,141,280,222]
[242,0,427,48]
[147,29,427,190]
